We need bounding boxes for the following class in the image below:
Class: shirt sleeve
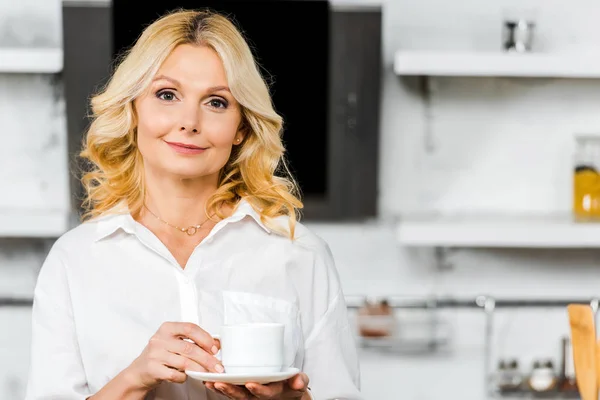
[25,244,91,400]
[301,243,363,400]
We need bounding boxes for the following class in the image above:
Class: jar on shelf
[573,135,600,221]
[496,359,523,393]
[528,359,558,395]
[357,298,396,338]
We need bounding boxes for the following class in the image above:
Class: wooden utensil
[567,304,597,400]
[596,340,600,399]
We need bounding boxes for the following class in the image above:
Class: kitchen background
[3,0,600,399]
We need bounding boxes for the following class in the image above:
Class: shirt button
[183,277,190,284]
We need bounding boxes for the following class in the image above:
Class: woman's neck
[142,171,220,229]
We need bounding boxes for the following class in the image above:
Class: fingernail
[215,364,225,373]
[211,345,218,354]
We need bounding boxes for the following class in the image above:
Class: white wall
[380,0,600,217]
[0,240,47,398]
[0,0,68,397]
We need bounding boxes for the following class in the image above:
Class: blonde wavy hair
[79,9,303,238]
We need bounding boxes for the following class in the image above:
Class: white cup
[214,322,284,374]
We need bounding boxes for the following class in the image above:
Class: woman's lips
[165,141,207,155]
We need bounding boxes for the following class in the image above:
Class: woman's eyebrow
[153,74,181,86]
[206,85,231,93]
[152,76,231,94]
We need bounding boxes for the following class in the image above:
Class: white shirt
[25,199,362,400]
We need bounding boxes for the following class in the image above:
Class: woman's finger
[161,349,206,373]
[164,337,222,372]
[215,382,254,399]
[159,321,219,354]
[246,381,284,398]
[287,373,310,391]
[149,361,187,384]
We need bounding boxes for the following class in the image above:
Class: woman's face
[134,44,244,180]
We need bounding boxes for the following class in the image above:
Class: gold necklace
[143,204,210,236]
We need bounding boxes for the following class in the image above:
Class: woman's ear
[233,135,244,145]
[234,121,248,146]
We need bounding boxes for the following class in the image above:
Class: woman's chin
[163,168,217,181]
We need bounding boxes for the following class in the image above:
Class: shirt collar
[226,198,271,234]
[93,198,270,242]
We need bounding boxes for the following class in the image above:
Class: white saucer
[186,367,300,385]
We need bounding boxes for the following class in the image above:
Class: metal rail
[345,295,599,310]
[3,295,597,309]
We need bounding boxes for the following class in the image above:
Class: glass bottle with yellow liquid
[573,135,600,221]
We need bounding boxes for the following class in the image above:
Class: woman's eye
[156,90,177,101]
[208,98,228,109]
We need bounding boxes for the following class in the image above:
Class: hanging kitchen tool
[567,304,597,400]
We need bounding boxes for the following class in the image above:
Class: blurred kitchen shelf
[397,214,600,248]
[0,209,70,237]
[0,48,63,73]
[358,335,450,353]
[394,50,600,78]
[488,394,579,400]
[488,386,579,400]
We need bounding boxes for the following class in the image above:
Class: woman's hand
[124,322,223,391]
[205,372,310,399]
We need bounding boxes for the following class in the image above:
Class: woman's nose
[180,125,198,133]
[180,106,201,134]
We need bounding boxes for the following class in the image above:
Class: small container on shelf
[573,134,600,221]
[495,359,524,393]
[356,298,396,338]
[528,359,558,396]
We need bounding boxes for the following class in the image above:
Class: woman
[25,8,361,400]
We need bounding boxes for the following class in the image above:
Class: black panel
[63,5,113,213]
[326,10,381,219]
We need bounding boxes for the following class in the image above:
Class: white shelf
[0,209,71,237]
[396,214,600,248]
[394,50,600,78]
[0,48,63,73]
